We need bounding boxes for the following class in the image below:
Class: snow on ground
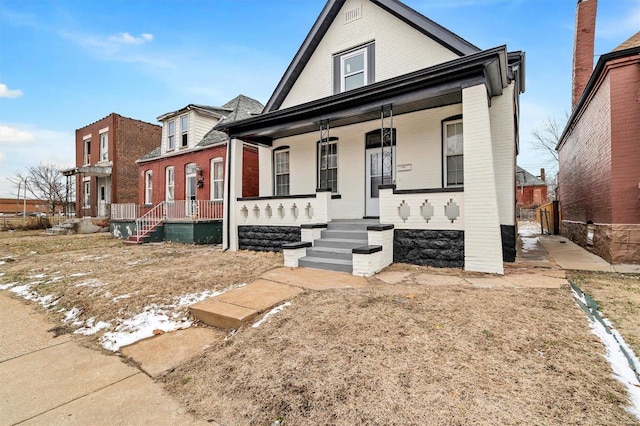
[100,286,243,352]
[69,272,90,277]
[74,318,112,336]
[74,279,105,288]
[518,221,541,237]
[252,302,292,328]
[9,282,59,308]
[0,282,18,290]
[0,272,4,277]
[572,288,640,419]
[0,261,5,266]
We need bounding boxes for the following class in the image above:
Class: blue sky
[0,0,638,197]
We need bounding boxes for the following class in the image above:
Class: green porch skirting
[110,220,222,244]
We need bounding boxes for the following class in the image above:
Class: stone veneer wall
[238,225,301,252]
[611,224,640,264]
[394,230,464,268]
[561,220,614,263]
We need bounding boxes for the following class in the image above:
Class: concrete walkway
[0,293,205,426]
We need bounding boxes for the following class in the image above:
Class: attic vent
[344,5,362,23]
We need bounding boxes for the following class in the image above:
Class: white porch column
[224,138,244,251]
[462,84,504,274]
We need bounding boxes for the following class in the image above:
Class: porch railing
[379,187,464,230]
[112,200,223,221]
[136,202,165,240]
[79,204,111,219]
[236,191,330,226]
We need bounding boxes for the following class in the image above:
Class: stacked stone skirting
[238,225,301,252]
[561,221,640,264]
[501,225,516,262]
[394,230,464,268]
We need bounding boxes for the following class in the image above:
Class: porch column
[224,138,244,251]
[462,84,504,274]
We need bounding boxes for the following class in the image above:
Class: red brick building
[64,113,161,218]
[516,166,547,208]
[557,0,640,264]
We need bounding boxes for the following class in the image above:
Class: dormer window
[167,120,175,151]
[180,115,189,148]
[333,42,375,94]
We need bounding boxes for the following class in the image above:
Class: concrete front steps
[298,219,379,273]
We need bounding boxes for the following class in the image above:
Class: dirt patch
[0,232,282,350]
[162,283,637,425]
[569,271,640,357]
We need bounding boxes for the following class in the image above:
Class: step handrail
[135,201,166,240]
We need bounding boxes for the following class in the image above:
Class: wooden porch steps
[297,219,379,274]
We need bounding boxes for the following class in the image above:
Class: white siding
[192,112,219,148]
[489,84,516,226]
[280,0,460,109]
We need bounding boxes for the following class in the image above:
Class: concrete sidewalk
[539,235,640,273]
[0,293,205,426]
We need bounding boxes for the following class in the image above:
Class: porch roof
[219,46,510,145]
[62,165,112,177]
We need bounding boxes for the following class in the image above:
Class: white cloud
[0,151,6,164]
[0,83,23,98]
[107,32,154,45]
[0,125,35,143]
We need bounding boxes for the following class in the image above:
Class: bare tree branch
[530,116,564,163]
[10,164,67,215]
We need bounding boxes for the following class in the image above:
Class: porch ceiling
[77,165,112,177]
[220,46,508,145]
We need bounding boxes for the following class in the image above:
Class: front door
[365,147,394,217]
[185,163,197,216]
[97,177,110,217]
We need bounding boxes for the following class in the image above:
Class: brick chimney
[572,0,598,109]
[540,168,546,182]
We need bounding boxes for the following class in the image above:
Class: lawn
[0,230,638,424]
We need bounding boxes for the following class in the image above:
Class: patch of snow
[0,282,19,290]
[29,251,36,255]
[175,289,225,306]
[252,302,292,328]
[112,294,131,302]
[521,236,540,253]
[518,221,541,237]
[46,276,64,283]
[0,260,5,265]
[74,279,104,288]
[27,273,47,279]
[63,307,81,323]
[9,282,59,308]
[572,288,640,419]
[0,272,5,277]
[69,273,89,277]
[76,254,109,262]
[74,318,112,336]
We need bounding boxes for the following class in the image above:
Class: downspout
[223,137,232,251]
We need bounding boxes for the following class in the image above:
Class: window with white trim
[99,132,108,162]
[318,139,338,193]
[180,115,189,148]
[210,158,224,200]
[444,120,463,186]
[83,179,90,208]
[165,167,174,203]
[144,170,153,204]
[274,149,290,196]
[83,139,91,165]
[333,42,374,93]
[167,120,175,151]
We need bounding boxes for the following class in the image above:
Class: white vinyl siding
[192,113,219,148]
[280,0,459,109]
[444,120,463,187]
[211,158,224,200]
[144,171,153,205]
[165,166,175,203]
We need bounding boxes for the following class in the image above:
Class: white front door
[365,147,394,217]
[97,177,110,217]
[185,164,197,216]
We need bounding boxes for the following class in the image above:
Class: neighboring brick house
[219,0,525,276]
[516,166,547,208]
[64,113,161,218]
[110,95,263,244]
[557,0,640,264]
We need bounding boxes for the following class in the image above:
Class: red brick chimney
[540,168,546,182]
[572,0,598,109]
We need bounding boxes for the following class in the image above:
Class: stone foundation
[238,226,301,252]
[611,224,640,264]
[561,221,640,264]
[394,229,464,268]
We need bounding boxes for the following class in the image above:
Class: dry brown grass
[162,282,638,425]
[0,231,282,348]
[569,271,640,357]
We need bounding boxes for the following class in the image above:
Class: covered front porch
[63,165,113,218]
[221,47,519,275]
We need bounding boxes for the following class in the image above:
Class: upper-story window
[444,119,464,187]
[83,139,91,165]
[99,131,108,162]
[333,42,375,94]
[167,120,175,151]
[180,115,189,148]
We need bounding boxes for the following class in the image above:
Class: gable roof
[516,166,545,187]
[263,0,480,113]
[156,104,232,122]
